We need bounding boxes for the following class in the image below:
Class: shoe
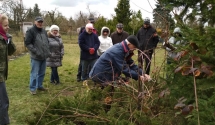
[37,87,47,91]
[77,77,81,82]
[55,82,60,85]
[30,90,36,95]
[50,81,55,84]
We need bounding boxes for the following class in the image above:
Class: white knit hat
[49,25,60,31]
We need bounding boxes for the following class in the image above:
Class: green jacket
[0,34,16,82]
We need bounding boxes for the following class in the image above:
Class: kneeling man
[89,35,150,85]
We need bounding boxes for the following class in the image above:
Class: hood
[100,26,110,38]
[173,27,181,34]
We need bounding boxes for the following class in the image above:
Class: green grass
[7,44,82,125]
[6,39,166,124]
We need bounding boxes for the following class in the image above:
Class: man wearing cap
[24,16,50,95]
[79,23,100,81]
[136,17,159,75]
[89,35,151,85]
[77,17,97,82]
[110,23,129,45]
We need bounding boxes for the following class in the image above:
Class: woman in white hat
[46,25,64,85]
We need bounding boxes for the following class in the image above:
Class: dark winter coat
[78,30,100,60]
[0,34,16,82]
[89,40,142,83]
[136,26,159,51]
[24,25,50,60]
[46,32,64,67]
[110,31,129,44]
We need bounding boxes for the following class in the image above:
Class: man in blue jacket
[79,23,100,81]
[89,35,150,85]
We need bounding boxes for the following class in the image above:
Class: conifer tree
[114,0,132,32]
[153,0,174,30]
[33,3,41,18]
[129,10,143,34]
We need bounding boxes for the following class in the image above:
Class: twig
[191,58,200,125]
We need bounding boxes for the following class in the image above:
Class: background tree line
[0,0,145,36]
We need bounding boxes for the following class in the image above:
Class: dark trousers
[81,59,97,81]
[0,82,9,125]
[77,60,82,79]
[77,60,91,80]
[51,67,59,83]
[138,49,153,75]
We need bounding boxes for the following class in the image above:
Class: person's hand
[140,74,151,82]
[89,48,95,54]
[153,33,158,37]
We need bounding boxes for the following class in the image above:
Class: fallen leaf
[175,66,183,73]
[189,68,201,77]
[181,51,189,57]
[174,103,186,109]
[192,56,201,62]
[104,97,112,104]
[190,42,198,50]
[182,66,191,76]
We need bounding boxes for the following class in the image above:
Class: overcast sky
[22,0,156,21]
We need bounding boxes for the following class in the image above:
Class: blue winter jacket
[79,30,100,60]
[89,40,143,83]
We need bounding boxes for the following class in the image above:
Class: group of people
[0,13,183,124]
[77,17,159,84]
[24,17,64,95]
[0,15,65,124]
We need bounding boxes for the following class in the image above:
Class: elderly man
[89,35,150,85]
[24,16,50,95]
[136,17,159,75]
[111,23,129,45]
[77,17,97,82]
[79,23,100,81]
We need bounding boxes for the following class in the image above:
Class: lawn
[6,40,166,124]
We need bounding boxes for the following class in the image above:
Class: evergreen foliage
[114,0,132,33]
[129,10,143,35]
[33,3,41,18]
[153,0,175,30]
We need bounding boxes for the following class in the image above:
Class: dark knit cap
[144,17,150,25]
[127,35,139,48]
[88,17,95,23]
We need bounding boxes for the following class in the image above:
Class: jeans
[29,58,46,91]
[81,59,97,81]
[0,82,9,125]
[50,67,59,83]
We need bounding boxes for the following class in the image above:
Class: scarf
[0,23,8,41]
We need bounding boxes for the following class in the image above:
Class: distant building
[22,22,33,37]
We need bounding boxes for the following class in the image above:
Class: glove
[89,48,95,54]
